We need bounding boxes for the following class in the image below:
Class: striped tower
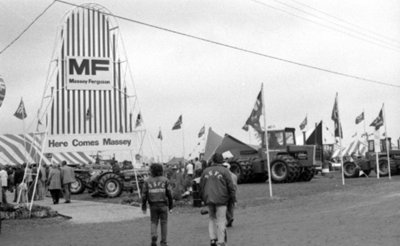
[37,4,143,154]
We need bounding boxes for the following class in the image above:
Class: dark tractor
[226,128,320,184]
[266,128,319,183]
[343,138,400,178]
[69,160,149,198]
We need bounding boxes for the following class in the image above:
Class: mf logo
[68,57,110,75]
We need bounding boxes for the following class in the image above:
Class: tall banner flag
[331,93,345,185]
[14,98,27,120]
[198,125,205,138]
[157,129,163,140]
[242,90,263,135]
[135,112,142,128]
[172,115,183,130]
[0,77,5,108]
[369,108,383,130]
[331,94,343,138]
[299,116,307,131]
[355,112,364,124]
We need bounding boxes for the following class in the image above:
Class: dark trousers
[63,183,71,202]
[49,189,61,204]
[226,202,234,223]
[150,203,169,246]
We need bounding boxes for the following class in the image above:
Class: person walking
[60,161,75,203]
[200,153,236,246]
[222,162,237,227]
[13,164,24,203]
[36,164,47,200]
[142,163,173,246]
[0,165,8,204]
[47,164,62,204]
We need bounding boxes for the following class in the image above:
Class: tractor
[343,138,400,178]
[69,160,149,198]
[228,128,320,183]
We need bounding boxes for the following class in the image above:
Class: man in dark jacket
[200,153,236,246]
[142,163,173,246]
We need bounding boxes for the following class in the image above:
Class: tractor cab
[267,128,296,150]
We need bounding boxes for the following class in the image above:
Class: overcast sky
[1,0,400,161]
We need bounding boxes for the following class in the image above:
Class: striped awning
[0,133,94,165]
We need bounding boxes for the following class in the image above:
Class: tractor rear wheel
[298,167,314,182]
[70,175,86,194]
[343,162,359,178]
[378,159,389,176]
[97,172,124,198]
[270,155,298,183]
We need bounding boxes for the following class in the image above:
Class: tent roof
[0,133,94,166]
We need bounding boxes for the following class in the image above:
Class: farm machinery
[69,160,149,198]
[227,128,321,183]
[343,138,400,178]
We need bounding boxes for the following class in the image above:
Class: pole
[182,119,185,160]
[383,104,391,179]
[261,83,273,198]
[374,129,380,179]
[336,93,345,185]
[130,151,141,199]
[363,109,367,141]
[160,128,163,163]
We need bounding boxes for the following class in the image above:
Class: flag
[172,115,182,130]
[351,132,357,138]
[14,98,27,120]
[306,121,322,146]
[299,116,307,130]
[361,132,368,138]
[135,112,142,128]
[370,108,383,130]
[85,108,91,120]
[355,112,364,124]
[157,129,163,140]
[242,90,263,134]
[331,94,343,138]
[198,125,205,138]
[0,77,5,108]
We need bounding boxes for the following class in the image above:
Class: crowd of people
[0,161,75,206]
[142,154,237,246]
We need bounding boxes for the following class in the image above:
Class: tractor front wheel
[343,162,359,178]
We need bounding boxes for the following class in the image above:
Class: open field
[2,172,400,246]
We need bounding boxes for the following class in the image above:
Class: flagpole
[160,127,163,163]
[261,83,273,198]
[383,104,391,179]
[363,109,367,141]
[182,119,185,160]
[336,93,345,185]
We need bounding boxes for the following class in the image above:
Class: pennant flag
[305,121,322,146]
[198,125,205,138]
[157,129,163,140]
[355,112,364,124]
[14,98,27,120]
[0,77,5,108]
[85,108,92,121]
[172,115,182,130]
[361,132,368,138]
[369,108,383,130]
[331,94,343,138]
[351,132,357,138]
[299,116,307,130]
[242,90,263,134]
[135,112,142,128]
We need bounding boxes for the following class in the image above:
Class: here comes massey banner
[66,56,113,90]
[45,133,136,153]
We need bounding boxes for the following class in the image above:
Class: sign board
[45,133,138,153]
[66,56,113,90]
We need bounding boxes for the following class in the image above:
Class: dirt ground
[2,172,400,246]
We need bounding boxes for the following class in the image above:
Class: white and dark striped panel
[49,5,133,136]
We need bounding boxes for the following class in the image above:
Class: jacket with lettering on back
[142,176,173,210]
[200,165,236,206]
